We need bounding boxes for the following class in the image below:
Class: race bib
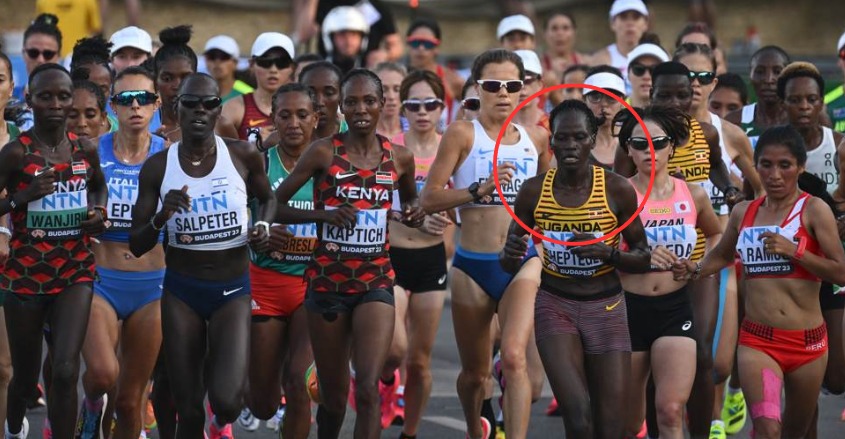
[472,154,536,205]
[171,189,244,246]
[699,180,728,215]
[737,226,793,276]
[26,180,88,240]
[105,175,139,231]
[322,207,388,255]
[541,231,605,278]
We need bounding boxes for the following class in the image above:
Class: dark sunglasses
[178,94,222,110]
[628,135,673,151]
[205,51,233,62]
[524,75,540,86]
[586,92,623,104]
[407,38,439,50]
[477,79,523,94]
[629,63,654,77]
[462,97,480,111]
[688,71,716,85]
[111,90,158,106]
[402,98,443,112]
[25,48,58,60]
[254,56,292,70]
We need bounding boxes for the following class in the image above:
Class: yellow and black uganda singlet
[534,166,619,279]
[668,117,709,261]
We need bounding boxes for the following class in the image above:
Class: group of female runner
[0,5,844,439]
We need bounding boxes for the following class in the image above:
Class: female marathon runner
[273,68,424,439]
[614,105,721,439]
[456,78,480,122]
[375,62,406,140]
[583,66,625,169]
[69,36,116,115]
[500,99,650,439]
[405,17,464,126]
[76,66,166,439]
[130,73,274,439]
[16,14,63,130]
[561,65,590,102]
[67,79,110,140]
[626,43,670,109]
[299,61,346,138]
[541,12,588,106]
[420,49,551,439]
[245,83,318,439]
[725,46,791,148]
[673,125,845,439]
[513,50,548,132]
[675,22,728,75]
[221,32,295,144]
[0,63,107,439]
[709,73,748,120]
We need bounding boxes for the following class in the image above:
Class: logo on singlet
[248,118,267,127]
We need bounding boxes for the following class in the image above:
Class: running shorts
[626,286,695,352]
[389,243,448,293]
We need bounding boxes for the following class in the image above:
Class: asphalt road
[21,301,845,438]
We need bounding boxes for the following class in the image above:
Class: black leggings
[5,283,93,439]
[161,290,251,439]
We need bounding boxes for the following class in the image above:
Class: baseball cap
[204,35,240,58]
[627,43,669,65]
[251,32,295,58]
[514,50,542,76]
[838,30,845,53]
[109,26,153,56]
[609,0,649,20]
[584,72,626,96]
[497,15,535,40]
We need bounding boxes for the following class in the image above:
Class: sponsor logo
[248,118,268,127]
[682,320,692,331]
[31,229,46,238]
[437,274,447,285]
[101,162,114,168]
[605,298,622,311]
[325,242,340,252]
[335,171,358,180]
[180,235,193,244]
[223,287,243,296]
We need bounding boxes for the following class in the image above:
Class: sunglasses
[629,63,654,77]
[586,92,623,104]
[254,56,292,70]
[178,94,222,110]
[477,79,523,94]
[524,75,540,86]
[688,71,716,85]
[628,136,673,151]
[205,51,233,62]
[407,38,439,50]
[25,48,58,60]
[462,97,480,111]
[111,90,158,107]
[402,98,443,112]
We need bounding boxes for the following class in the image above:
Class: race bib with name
[541,231,606,278]
[27,179,88,240]
[171,189,245,246]
[322,207,388,256]
[736,226,794,276]
[270,199,318,263]
[105,174,139,231]
[472,153,537,206]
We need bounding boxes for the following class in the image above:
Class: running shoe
[208,419,234,439]
[636,420,647,438]
[380,369,400,429]
[466,417,492,439]
[545,398,559,416]
[348,363,358,411]
[265,405,286,431]
[76,395,107,439]
[27,384,46,409]
[709,421,727,439]
[721,389,747,434]
[237,408,260,431]
[305,362,321,404]
[42,419,52,439]
[144,399,157,433]
[391,387,405,426]
[495,424,505,439]
[5,417,29,439]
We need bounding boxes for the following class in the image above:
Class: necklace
[30,129,64,153]
[115,135,151,164]
[181,144,216,166]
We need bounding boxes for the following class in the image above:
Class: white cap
[497,15,535,40]
[627,43,669,64]
[109,26,152,55]
[514,50,542,76]
[584,72,626,96]
[609,0,649,20]
[838,30,845,53]
[251,32,295,58]
[204,35,240,58]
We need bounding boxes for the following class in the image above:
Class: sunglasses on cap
[477,79,524,94]
[462,97,480,111]
[254,56,292,70]
[25,48,58,60]
[629,63,654,77]
[402,98,443,112]
[111,90,158,107]
[178,94,222,110]
[628,136,673,151]
[407,37,440,50]
[205,51,233,62]
[688,71,716,85]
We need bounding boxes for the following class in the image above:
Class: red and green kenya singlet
[2,133,95,294]
[307,134,397,294]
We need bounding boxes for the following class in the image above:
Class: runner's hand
[759,231,797,258]
[267,224,295,252]
[500,233,529,273]
[80,209,106,236]
[480,162,516,197]
[420,212,453,236]
[18,167,56,202]
[724,187,744,209]
[401,204,426,228]
[650,245,678,271]
[569,233,612,260]
[248,223,270,253]
[322,205,358,228]
[672,258,697,281]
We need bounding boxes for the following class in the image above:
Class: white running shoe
[5,417,29,439]
[265,406,286,431]
[237,407,260,431]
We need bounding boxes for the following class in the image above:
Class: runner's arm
[275,139,333,224]
[723,121,763,196]
[420,121,475,213]
[129,152,168,257]
[689,182,722,250]
[797,197,845,285]
[689,201,747,279]
[0,142,24,216]
[528,125,551,174]
[237,140,276,226]
[82,138,107,211]
[499,175,541,274]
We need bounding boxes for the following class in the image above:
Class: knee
[114,394,142,422]
[406,355,431,381]
[281,375,310,414]
[85,362,119,394]
[51,359,81,388]
[354,378,379,411]
[656,401,685,427]
[500,346,527,377]
[457,368,488,391]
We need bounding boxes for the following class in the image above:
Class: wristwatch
[468,182,482,202]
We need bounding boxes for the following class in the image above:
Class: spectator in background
[497,14,536,51]
[592,0,650,86]
[109,26,152,73]
[405,17,464,125]
[203,35,254,103]
[541,12,589,106]
[676,22,728,75]
[320,6,370,75]
[316,0,402,62]
[825,31,845,133]
[36,0,100,57]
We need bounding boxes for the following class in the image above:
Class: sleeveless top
[2,132,95,294]
[737,193,820,281]
[606,43,630,90]
[534,167,620,279]
[740,103,761,149]
[238,93,273,142]
[667,117,709,261]
[804,127,838,196]
[251,145,316,276]
[307,134,397,294]
[701,112,734,214]
[631,177,699,268]
[452,120,538,210]
[161,136,249,251]
[99,133,167,243]
[391,132,440,206]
